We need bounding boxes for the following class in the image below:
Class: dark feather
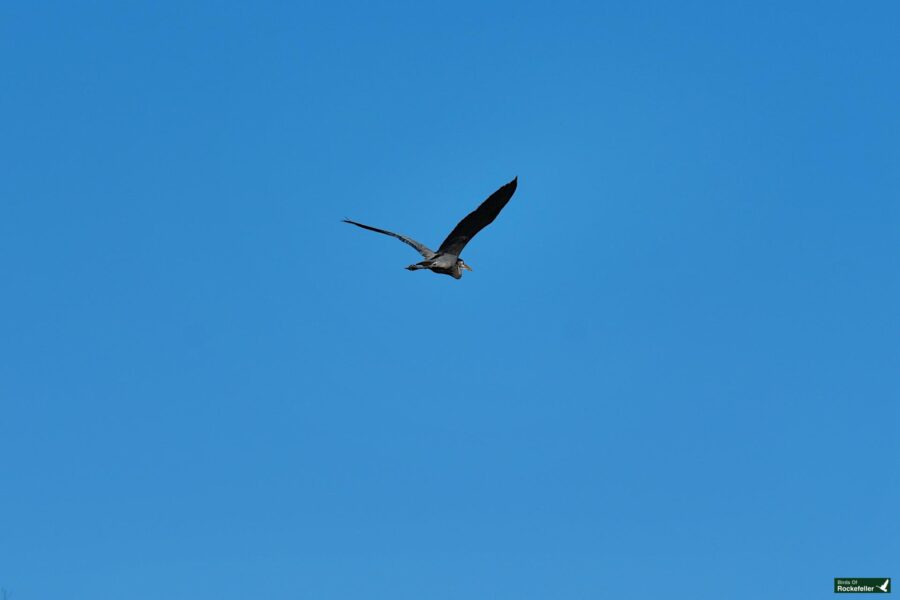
[437,177,517,256]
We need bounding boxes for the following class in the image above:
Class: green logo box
[835,579,891,593]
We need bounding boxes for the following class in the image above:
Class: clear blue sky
[1,2,897,598]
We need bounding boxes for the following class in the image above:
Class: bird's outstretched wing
[342,219,436,259]
[438,177,517,256]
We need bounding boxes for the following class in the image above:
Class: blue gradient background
[1,2,898,598]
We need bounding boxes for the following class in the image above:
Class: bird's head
[458,259,472,273]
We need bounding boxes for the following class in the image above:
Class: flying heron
[343,177,518,279]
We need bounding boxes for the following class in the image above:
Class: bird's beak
[462,263,472,271]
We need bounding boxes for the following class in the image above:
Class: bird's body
[406,251,466,279]
[343,177,518,279]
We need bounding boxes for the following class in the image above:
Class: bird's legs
[406,260,433,271]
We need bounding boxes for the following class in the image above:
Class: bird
[878,580,890,593]
[343,177,518,279]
